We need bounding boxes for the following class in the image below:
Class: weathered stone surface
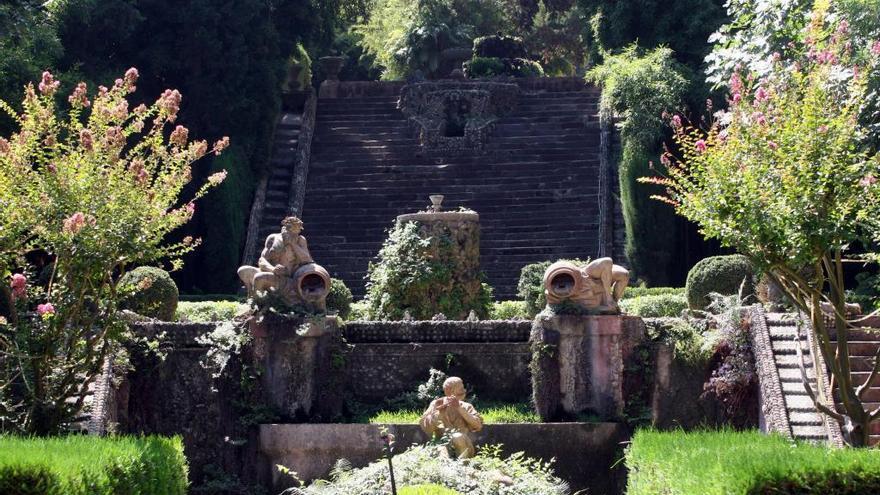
[259,422,629,495]
[543,258,630,314]
[531,314,645,419]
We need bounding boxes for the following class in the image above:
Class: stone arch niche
[398,81,519,154]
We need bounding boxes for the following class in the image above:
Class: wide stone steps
[303,84,606,297]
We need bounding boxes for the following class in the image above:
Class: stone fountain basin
[259,422,629,495]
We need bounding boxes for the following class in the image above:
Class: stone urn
[319,56,346,82]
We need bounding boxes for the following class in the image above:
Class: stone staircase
[829,326,880,446]
[302,80,613,298]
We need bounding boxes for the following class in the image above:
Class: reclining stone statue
[238,216,330,311]
[543,257,630,313]
[419,377,483,458]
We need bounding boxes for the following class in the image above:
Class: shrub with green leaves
[517,259,588,317]
[299,443,568,495]
[627,429,880,494]
[176,300,245,322]
[0,435,187,495]
[118,266,179,321]
[488,300,530,320]
[327,278,353,320]
[466,56,506,77]
[643,317,709,367]
[684,255,755,311]
[400,485,463,495]
[473,34,527,58]
[365,221,492,320]
[624,286,685,298]
[620,293,687,317]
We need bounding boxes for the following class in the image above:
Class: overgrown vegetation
[366,402,540,424]
[620,293,687,317]
[327,278,354,320]
[488,300,530,320]
[627,429,880,494]
[176,300,246,322]
[0,435,187,495]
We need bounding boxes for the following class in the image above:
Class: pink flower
[818,125,828,133]
[207,170,227,186]
[861,175,877,187]
[157,89,182,121]
[753,112,767,126]
[113,100,129,120]
[213,136,230,155]
[170,125,189,147]
[768,141,778,150]
[754,87,769,102]
[718,130,729,143]
[63,212,88,235]
[0,138,9,155]
[732,93,742,104]
[133,104,148,116]
[706,99,713,111]
[80,129,94,150]
[772,52,781,62]
[837,20,849,34]
[193,141,208,157]
[872,41,880,56]
[730,73,743,93]
[660,153,672,167]
[185,202,195,217]
[38,71,60,96]
[37,303,55,316]
[68,82,90,108]
[695,139,707,153]
[10,274,26,300]
[125,67,139,86]
[671,115,682,128]
[47,163,57,173]
[105,126,125,148]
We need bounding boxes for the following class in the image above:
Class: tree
[649,8,880,446]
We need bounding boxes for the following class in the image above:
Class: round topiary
[118,266,179,321]
[685,255,755,310]
[326,278,353,319]
[473,35,527,59]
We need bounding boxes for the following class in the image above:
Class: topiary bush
[508,58,544,77]
[466,56,506,77]
[0,435,187,495]
[327,278,353,319]
[473,35,528,59]
[620,293,687,317]
[685,255,755,311]
[118,266,180,321]
[175,301,245,322]
[365,220,492,320]
[488,300,530,320]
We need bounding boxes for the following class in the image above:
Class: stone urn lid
[397,195,479,223]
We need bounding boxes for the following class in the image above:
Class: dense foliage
[0,435,187,495]
[620,293,688,317]
[399,486,463,495]
[627,429,880,494]
[365,221,492,320]
[649,5,880,445]
[118,266,179,321]
[327,278,354,320]
[297,443,569,495]
[0,71,225,433]
[684,255,755,310]
[175,300,245,322]
[586,46,690,285]
[488,300,530,319]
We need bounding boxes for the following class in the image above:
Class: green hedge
[624,286,685,298]
[327,278,353,320]
[176,301,245,322]
[627,429,880,494]
[399,485,463,495]
[0,435,187,495]
[685,255,755,310]
[488,300,530,320]
[118,266,179,321]
[620,293,687,317]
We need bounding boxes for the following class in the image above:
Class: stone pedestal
[250,314,341,420]
[531,314,645,420]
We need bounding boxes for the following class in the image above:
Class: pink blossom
[113,100,129,120]
[837,20,849,34]
[718,130,729,143]
[105,126,125,149]
[47,163,57,173]
[38,71,60,96]
[80,129,94,150]
[861,175,877,187]
[753,112,767,126]
[768,141,778,150]
[185,202,195,217]
[706,99,713,111]
[124,67,139,86]
[10,273,26,299]
[0,138,9,155]
[133,104,148,116]
[772,52,781,62]
[207,170,227,186]
[114,78,124,89]
[660,153,672,167]
[170,125,189,147]
[872,41,880,56]
[732,93,742,104]
[193,141,208,157]
[98,85,109,98]
[695,139,707,153]
[754,87,769,102]
[157,89,182,121]
[213,136,230,155]
[63,212,88,235]
[671,115,682,128]
[37,303,55,316]
[68,82,90,108]
[183,236,194,246]
[730,73,743,93]
[818,125,828,133]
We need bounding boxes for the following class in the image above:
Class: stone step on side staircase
[751,308,840,444]
[302,83,610,298]
[829,326,880,446]
[253,113,303,247]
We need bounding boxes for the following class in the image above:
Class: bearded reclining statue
[238,216,331,312]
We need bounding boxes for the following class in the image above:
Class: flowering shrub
[0,69,227,434]
[646,6,880,445]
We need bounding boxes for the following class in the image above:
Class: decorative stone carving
[238,217,331,311]
[543,258,630,314]
[419,377,483,458]
[399,81,519,154]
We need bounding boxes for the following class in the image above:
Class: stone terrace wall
[343,320,532,402]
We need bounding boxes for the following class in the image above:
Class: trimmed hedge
[0,435,187,495]
[400,485,463,495]
[627,429,880,494]
[620,293,687,317]
[176,300,245,322]
[118,266,179,321]
[685,255,755,310]
[624,286,685,298]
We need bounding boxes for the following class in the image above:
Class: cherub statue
[544,257,630,313]
[419,377,483,458]
[238,217,328,308]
